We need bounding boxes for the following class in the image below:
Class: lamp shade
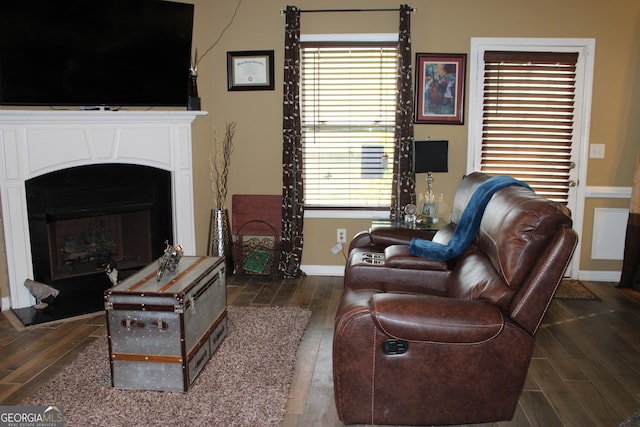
[414,140,448,173]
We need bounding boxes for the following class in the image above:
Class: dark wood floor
[0,275,639,426]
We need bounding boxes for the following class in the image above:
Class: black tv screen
[0,0,194,108]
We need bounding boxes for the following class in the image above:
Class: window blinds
[301,44,397,208]
[481,51,579,203]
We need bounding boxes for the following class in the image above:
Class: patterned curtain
[279,5,305,278]
[390,4,415,219]
[619,150,640,290]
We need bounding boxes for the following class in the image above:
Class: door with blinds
[480,50,580,208]
[468,39,596,279]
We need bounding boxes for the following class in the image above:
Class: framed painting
[414,53,466,124]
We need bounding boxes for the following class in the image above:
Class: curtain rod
[280,8,416,14]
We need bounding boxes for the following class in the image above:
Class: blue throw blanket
[409,176,532,260]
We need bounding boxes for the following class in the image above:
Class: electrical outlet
[337,228,347,243]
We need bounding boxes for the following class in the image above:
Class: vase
[208,208,233,273]
[187,70,201,111]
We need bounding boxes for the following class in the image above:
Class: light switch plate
[590,144,605,159]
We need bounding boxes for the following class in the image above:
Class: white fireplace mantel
[0,109,207,309]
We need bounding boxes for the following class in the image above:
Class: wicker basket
[233,220,280,279]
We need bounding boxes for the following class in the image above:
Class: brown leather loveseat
[333,172,578,425]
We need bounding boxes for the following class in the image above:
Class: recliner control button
[382,339,408,355]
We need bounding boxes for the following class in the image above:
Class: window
[478,50,579,203]
[300,40,398,209]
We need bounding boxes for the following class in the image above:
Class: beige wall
[1,0,638,299]
[191,0,640,273]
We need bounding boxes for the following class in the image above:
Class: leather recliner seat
[333,172,578,426]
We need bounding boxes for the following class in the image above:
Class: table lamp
[414,140,449,203]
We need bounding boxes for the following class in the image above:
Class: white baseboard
[577,270,621,282]
[1,297,10,311]
[301,265,345,276]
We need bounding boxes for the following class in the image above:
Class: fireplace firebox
[16,163,173,325]
[48,211,153,281]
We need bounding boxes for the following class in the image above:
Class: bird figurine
[105,263,119,286]
[24,279,59,310]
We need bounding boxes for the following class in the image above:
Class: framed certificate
[227,50,275,91]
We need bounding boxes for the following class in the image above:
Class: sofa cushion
[409,176,531,260]
[449,172,489,224]
[439,173,572,307]
[446,247,516,310]
[476,187,573,291]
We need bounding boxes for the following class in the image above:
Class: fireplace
[0,110,204,324]
[16,164,173,323]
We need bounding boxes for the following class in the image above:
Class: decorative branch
[210,122,236,209]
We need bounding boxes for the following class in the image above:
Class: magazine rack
[231,194,282,278]
[233,220,280,279]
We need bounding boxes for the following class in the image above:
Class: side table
[370,217,444,240]
[371,218,444,231]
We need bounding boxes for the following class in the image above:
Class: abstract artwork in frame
[414,53,466,124]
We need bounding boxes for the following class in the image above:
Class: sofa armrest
[370,292,504,343]
[348,230,375,252]
[384,245,448,271]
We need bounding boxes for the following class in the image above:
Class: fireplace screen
[48,210,152,280]
[26,163,173,292]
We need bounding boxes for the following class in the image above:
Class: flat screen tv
[0,0,194,108]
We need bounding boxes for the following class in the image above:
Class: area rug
[555,279,599,300]
[21,306,311,427]
[620,408,640,426]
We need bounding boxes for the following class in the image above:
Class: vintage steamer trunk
[104,256,226,392]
